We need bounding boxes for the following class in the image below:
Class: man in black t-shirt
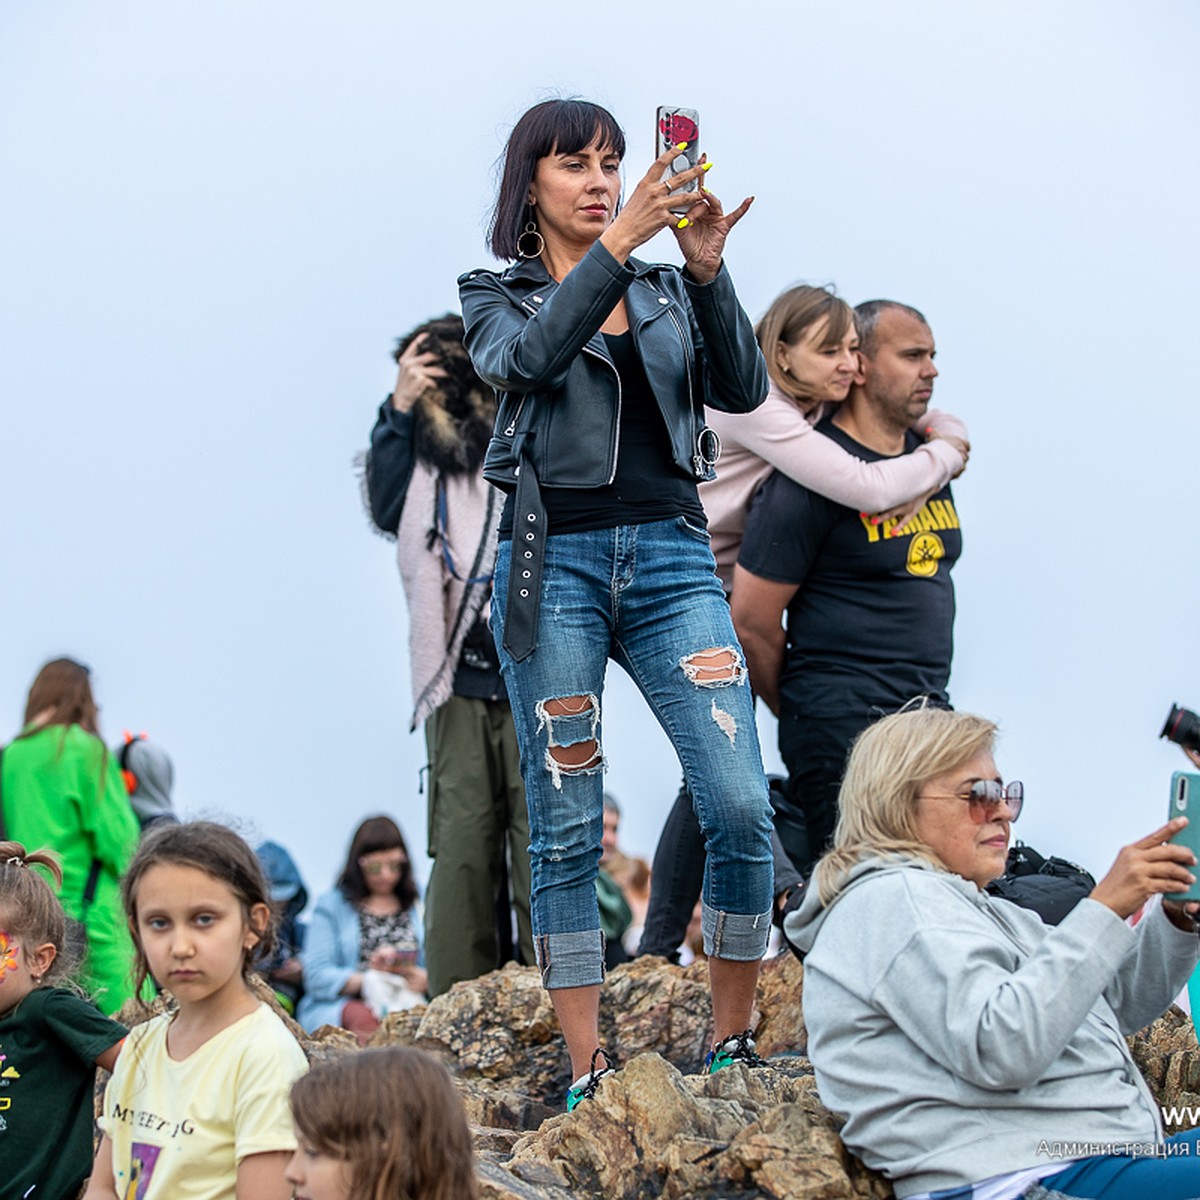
[732,301,962,869]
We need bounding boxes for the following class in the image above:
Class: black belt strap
[502,444,546,663]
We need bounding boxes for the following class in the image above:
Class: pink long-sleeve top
[701,382,968,589]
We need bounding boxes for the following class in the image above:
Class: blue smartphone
[1166,771,1200,902]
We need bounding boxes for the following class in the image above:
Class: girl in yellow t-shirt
[86,822,308,1200]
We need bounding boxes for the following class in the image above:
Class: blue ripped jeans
[493,516,775,990]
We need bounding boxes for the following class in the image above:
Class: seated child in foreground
[287,1045,478,1200]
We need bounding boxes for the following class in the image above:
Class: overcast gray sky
[3,0,1198,904]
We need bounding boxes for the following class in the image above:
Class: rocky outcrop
[370,953,807,1093]
[114,955,1200,1198]
[355,952,1200,1199]
[489,1052,889,1200]
[1127,1004,1200,1135]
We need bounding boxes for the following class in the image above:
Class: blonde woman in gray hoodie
[787,706,1200,1200]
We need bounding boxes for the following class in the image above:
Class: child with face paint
[0,841,127,1200]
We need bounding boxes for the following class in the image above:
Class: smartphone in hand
[656,106,700,216]
[1166,771,1200,901]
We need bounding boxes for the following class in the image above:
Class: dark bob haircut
[337,815,419,910]
[488,99,626,261]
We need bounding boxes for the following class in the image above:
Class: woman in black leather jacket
[459,99,775,1107]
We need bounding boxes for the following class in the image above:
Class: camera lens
[1161,704,1200,753]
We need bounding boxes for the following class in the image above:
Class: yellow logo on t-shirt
[906,532,945,577]
[859,498,960,553]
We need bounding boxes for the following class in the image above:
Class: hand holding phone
[1090,805,1200,918]
[656,106,700,215]
[1166,771,1200,902]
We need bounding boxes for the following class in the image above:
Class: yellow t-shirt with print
[99,1002,307,1199]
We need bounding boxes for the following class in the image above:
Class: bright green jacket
[1,724,139,1014]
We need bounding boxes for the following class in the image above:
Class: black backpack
[985,841,1096,925]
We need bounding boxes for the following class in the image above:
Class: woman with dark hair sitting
[459,97,775,1107]
[297,815,425,1040]
[787,706,1200,1200]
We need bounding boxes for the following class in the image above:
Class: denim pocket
[675,514,712,543]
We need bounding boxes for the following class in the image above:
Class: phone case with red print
[656,106,700,216]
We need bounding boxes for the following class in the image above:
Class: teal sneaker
[566,1048,617,1111]
[705,1029,766,1074]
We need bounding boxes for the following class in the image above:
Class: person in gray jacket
[786,706,1200,1200]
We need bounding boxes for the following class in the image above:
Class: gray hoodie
[120,738,177,828]
[785,856,1199,1198]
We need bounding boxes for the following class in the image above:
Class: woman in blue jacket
[459,99,775,1107]
[297,816,424,1038]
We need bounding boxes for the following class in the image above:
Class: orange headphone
[118,731,147,795]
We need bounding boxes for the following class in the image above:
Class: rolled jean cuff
[535,928,606,990]
[702,904,772,961]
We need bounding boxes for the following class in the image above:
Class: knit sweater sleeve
[712,386,964,512]
[922,406,969,444]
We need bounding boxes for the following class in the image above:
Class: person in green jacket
[1,658,139,1014]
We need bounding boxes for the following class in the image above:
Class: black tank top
[499,330,706,536]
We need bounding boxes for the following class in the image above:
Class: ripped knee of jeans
[679,647,746,746]
[679,645,747,688]
[535,693,603,790]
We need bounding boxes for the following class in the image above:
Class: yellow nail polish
[676,141,688,150]
[702,161,714,172]
[676,217,690,229]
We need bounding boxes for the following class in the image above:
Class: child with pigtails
[0,841,127,1199]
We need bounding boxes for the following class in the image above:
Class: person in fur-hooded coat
[365,314,533,998]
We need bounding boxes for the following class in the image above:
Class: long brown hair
[22,657,99,734]
[290,1047,478,1200]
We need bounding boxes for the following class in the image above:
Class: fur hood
[398,314,496,477]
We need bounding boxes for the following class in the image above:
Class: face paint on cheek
[0,932,20,979]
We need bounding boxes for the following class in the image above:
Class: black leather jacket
[457,240,767,662]
[457,241,768,491]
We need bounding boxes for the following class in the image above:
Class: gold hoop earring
[517,220,545,259]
